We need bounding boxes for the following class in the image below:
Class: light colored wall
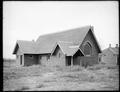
[50,46,66,66]
[101,50,117,65]
[15,48,23,66]
[50,53,65,67]
[39,46,66,67]
[40,54,48,66]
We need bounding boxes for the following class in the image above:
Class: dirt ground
[3,64,119,91]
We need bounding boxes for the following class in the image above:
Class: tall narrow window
[59,53,61,58]
[29,55,33,58]
[84,42,92,56]
[47,55,50,60]
[99,57,101,62]
[20,55,22,65]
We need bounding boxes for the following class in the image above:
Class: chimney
[109,44,111,48]
[116,44,118,48]
[90,25,94,32]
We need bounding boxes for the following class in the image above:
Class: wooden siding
[80,30,100,65]
[101,50,118,65]
[16,46,22,55]
[24,54,39,66]
[80,30,100,56]
[15,47,23,66]
[73,50,84,65]
[39,54,50,66]
[49,46,66,66]
[80,56,98,67]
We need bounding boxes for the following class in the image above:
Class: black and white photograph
[3,1,119,91]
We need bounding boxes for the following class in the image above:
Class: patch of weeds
[70,68,83,72]
[66,78,79,82]
[14,86,30,91]
[44,79,56,83]
[107,66,117,69]
[36,84,45,88]
[55,66,64,71]
[90,88,96,90]
[88,76,96,82]
[88,66,101,70]
[63,74,79,79]
[102,85,118,90]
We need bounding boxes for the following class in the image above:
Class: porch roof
[13,40,38,54]
[51,41,84,56]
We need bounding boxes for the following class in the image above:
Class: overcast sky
[3,1,118,59]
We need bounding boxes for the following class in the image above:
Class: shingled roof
[110,48,119,54]
[51,41,84,56]
[102,47,119,55]
[13,40,37,54]
[13,25,101,54]
[35,25,95,54]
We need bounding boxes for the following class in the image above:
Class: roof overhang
[51,42,85,56]
[79,26,102,53]
[68,48,85,56]
[13,43,19,54]
[51,43,66,55]
[90,26,102,53]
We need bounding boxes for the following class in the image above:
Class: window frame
[83,41,92,56]
[29,55,33,59]
[58,53,61,58]
[47,55,50,60]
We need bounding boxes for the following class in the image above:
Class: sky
[3,1,119,59]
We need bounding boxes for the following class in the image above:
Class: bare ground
[3,64,119,91]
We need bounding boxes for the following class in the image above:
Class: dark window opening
[20,55,22,65]
[47,55,50,60]
[66,56,71,66]
[99,57,101,62]
[59,53,61,58]
[29,55,33,59]
[39,56,41,59]
[30,55,33,57]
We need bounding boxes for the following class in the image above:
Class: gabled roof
[13,25,101,54]
[35,25,95,54]
[51,41,84,56]
[13,40,37,54]
[102,47,119,55]
[110,47,119,54]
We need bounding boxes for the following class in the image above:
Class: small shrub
[107,65,118,69]
[70,66,83,71]
[15,86,30,91]
[36,84,45,88]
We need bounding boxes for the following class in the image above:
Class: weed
[14,86,30,91]
[36,84,45,88]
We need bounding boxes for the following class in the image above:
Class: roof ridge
[17,40,35,42]
[14,25,99,54]
[36,25,91,42]
[58,41,73,43]
[109,48,117,54]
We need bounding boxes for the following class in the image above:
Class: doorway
[20,55,22,65]
[66,56,71,66]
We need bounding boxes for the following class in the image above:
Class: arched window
[84,42,92,56]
